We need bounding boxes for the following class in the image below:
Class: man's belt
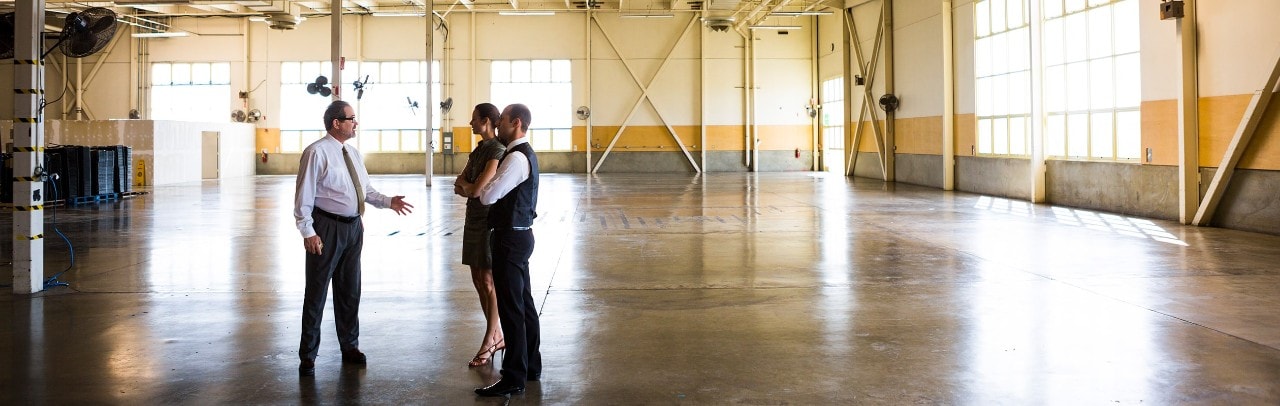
[315,208,359,224]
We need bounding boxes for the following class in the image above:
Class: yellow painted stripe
[14,59,42,65]
[12,176,41,182]
[13,89,43,94]
[14,205,44,211]
[16,233,45,241]
[10,146,44,152]
[13,117,40,123]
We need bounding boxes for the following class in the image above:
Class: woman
[454,103,507,367]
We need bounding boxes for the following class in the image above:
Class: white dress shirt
[294,134,391,238]
[477,137,531,206]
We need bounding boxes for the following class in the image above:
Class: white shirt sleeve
[477,151,529,206]
[294,147,321,238]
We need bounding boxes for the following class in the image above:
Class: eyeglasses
[337,116,357,122]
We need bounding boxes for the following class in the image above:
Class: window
[974,0,1031,157]
[490,60,573,151]
[820,77,845,173]
[1043,0,1140,160]
[279,61,441,153]
[150,62,231,122]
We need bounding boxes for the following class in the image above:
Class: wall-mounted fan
[231,109,247,122]
[407,97,419,115]
[352,75,370,100]
[0,13,14,59]
[306,75,331,97]
[247,109,263,122]
[576,106,591,120]
[45,7,118,59]
[439,97,453,114]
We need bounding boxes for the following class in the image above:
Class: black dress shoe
[341,349,367,365]
[528,373,540,382]
[299,359,315,376]
[475,379,525,397]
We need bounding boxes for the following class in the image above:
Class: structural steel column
[424,7,435,185]
[12,0,46,294]
[941,0,954,190]
[1028,0,1046,202]
[881,0,894,182]
[1176,0,1198,224]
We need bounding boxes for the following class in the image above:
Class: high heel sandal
[468,339,505,367]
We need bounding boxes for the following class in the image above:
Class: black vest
[488,141,539,228]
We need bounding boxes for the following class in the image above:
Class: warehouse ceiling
[0,0,838,32]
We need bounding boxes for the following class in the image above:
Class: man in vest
[465,103,541,397]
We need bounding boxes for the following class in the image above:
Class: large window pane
[172,63,191,85]
[994,117,1009,155]
[152,63,171,85]
[1116,110,1140,159]
[491,60,573,151]
[491,61,509,83]
[281,62,299,84]
[1066,61,1089,111]
[993,75,1009,115]
[1090,112,1114,159]
[1047,114,1066,156]
[191,63,211,84]
[531,60,551,83]
[511,60,531,82]
[1044,0,1064,18]
[1066,0,1086,13]
[1115,53,1140,108]
[1087,7,1112,59]
[1007,0,1024,27]
[1113,1,1139,53]
[1010,71,1030,115]
[400,61,419,82]
[381,62,400,83]
[1010,27,1030,71]
[976,37,992,77]
[976,77,992,116]
[1043,19,1064,66]
[992,32,1008,74]
[1067,113,1089,157]
[976,0,990,37]
[977,118,993,154]
[1009,116,1027,155]
[211,63,231,84]
[1090,58,1114,109]
[991,0,1007,32]
[1064,12,1087,63]
[1044,65,1065,113]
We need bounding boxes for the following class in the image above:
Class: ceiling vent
[704,17,734,32]
[267,12,300,30]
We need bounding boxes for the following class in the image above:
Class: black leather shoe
[299,359,315,376]
[341,349,367,365]
[475,379,525,397]
[528,372,540,382]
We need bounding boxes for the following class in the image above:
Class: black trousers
[299,214,364,361]
[491,228,540,382]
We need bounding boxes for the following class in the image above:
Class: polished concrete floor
[3,173,1280,404]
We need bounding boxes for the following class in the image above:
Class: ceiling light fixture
[769,11,833,16]
[621,13,675,18]
[748,25,801,30]
[371,12,426,17]
[499,11,555,16]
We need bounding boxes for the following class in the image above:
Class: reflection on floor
[3,173,1279,404]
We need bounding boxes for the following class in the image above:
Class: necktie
[342,146,366,216]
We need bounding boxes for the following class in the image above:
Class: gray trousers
[299,213,364,361]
